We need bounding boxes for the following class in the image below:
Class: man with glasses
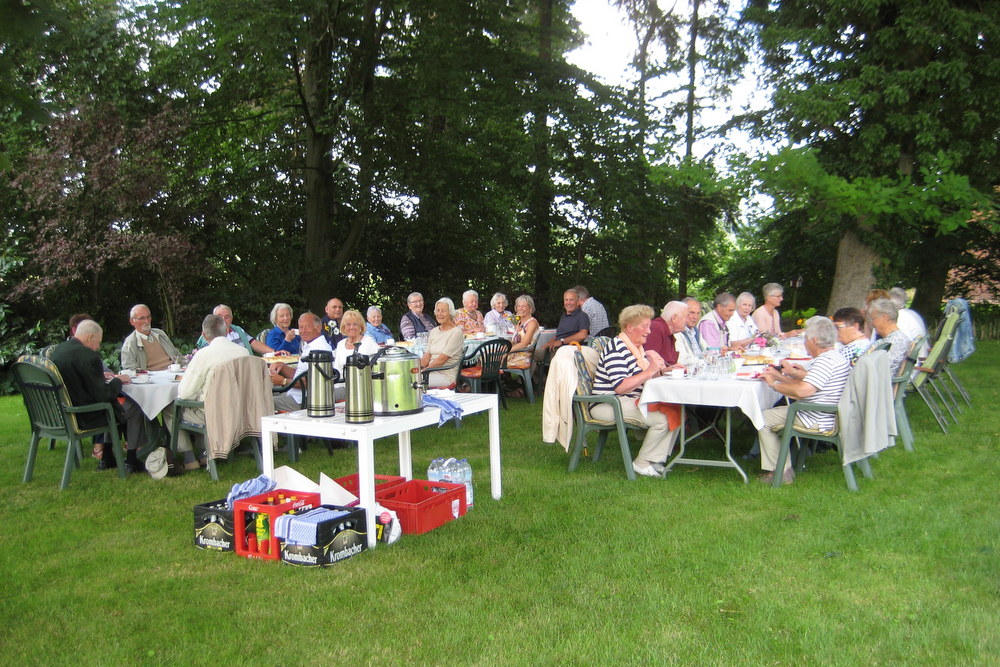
[121,304,180,371]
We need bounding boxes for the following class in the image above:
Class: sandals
[91,445,104,460]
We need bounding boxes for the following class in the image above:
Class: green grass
[0,344,998,665]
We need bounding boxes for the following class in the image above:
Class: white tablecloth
[638,375,782,429]
[120,370,180,419]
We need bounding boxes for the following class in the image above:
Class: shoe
[632,462,663,478]
[91,446,103,460]
[97,458,117,471]
[741,451,760,461]
[651,462,667,475]
[124,460,146,475]
[184,460,202,471]
[758,468,795,485]
[166,464,184,478]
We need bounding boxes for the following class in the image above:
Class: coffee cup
[168,363,181,372]
[670,368,684,379]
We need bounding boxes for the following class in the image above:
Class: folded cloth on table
[226,474,277,510]
[274,507,351,546]
[422,394,464,427]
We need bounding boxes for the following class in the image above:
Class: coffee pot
[371,346,424,416]
[305,350,338,418]
[343,344,381,424]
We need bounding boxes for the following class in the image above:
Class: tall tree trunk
[528,0,554,300]
[826,227,880,313]
[677,0,700,298]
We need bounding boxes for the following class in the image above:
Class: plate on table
[263,354,300,364]
[734,371,763,380]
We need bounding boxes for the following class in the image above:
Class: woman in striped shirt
[592,305,681,478]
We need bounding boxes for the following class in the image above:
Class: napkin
[422,393,464,427]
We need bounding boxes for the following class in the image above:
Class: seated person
[647,301,687,367]
[574,285,611,336]
[539,289,591,359]
[322,298,345,346]
[365,306,394,344]
[197,304,274,355]
[889,287,929,358]
[832,307,871,366]
[399,292,437,340]
[174,314,250,470]
[867,298,911,376]
[727,292,759,347]
[334,309,380,399]
[266,302,301,354]
[454,290,486,335]
[757,316,851,485]
[674,297,705,366]
[591,305,679,478]
[507,295,540,368]
[752,283,801,338]
[419,298,465,388]
[270,312,332,411]
[484,292,514,334]
[698,292,736,350]
[121,304,180,371]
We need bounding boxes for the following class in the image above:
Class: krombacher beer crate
[193,499,245,552]
[279,505,368,568]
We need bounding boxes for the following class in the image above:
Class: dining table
[120,370,182,419]
[638,371,783,483]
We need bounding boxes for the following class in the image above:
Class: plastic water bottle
[441,457,458,483]
[458,458,474,508]
[427,458,444,482]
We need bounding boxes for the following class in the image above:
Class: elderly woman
[454,289,486,335]
[698,292,736,349]
[420,297,465,388]
[333,310,380,398]
[365,306,394,344]
[591,305,680,478]
[867,298,911,375]
[832,307,871,366]
[863,288,892,340]
[484,292,514,334]
[506,295,540,368]
[265,302,301,354]
[752,282,801,339]
[727,292,759,347]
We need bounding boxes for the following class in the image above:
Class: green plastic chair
[500,341,537,404]
[911,312,959,433]
[13,355,127,490]
[892,336,924,452]
[460,338,512,410]
[567,346,645,481]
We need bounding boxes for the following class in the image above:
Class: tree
[745,0,1000,312]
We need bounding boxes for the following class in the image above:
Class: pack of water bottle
[427,457,474,508]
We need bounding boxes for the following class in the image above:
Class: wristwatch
[559,338,565,345]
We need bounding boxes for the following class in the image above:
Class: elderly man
[196,304,274,355]
[50,319,147,472]
[868,298,911,376]
[399,292,436,340]
[541,289,591,355]
[674,297,706,366]
[454,290,486,335]
[574,285,610,335]
[757,316,851,484]
[121,304,180,371]
[698,292,736,349]
[646,301,688,367]
[173,314,252,469]
[322,298,345,346]
[889,287,929,358]
[271,312,333,411]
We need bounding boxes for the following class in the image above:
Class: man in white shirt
[889,287,929,358]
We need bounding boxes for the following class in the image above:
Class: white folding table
[260,393,502,548]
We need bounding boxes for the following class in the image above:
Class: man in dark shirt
[646,301,687,367]
[541,289,591,355]
[50,319,136,470]
[322,297,345,346]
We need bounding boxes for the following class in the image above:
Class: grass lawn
[0,343,997,665]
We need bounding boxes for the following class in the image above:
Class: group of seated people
[583,282,925,483]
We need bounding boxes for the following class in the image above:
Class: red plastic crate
[233,489,321,560]
[333,474,407,505]
[375,480,467,535]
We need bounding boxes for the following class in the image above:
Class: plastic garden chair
[13,355,127,490]
[891,336,924,452]
[460,338,512,409]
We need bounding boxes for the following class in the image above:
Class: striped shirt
[593,337,644,398]
[798,350,851,430]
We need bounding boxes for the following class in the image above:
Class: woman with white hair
[728,292,759,346]
[365,306,394,344]
[265,302,301,354]
[454,289,486,335]
[419,298,465,388]
[484,292,514,334]
[867,298,911,375]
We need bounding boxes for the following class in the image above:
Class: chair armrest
[787,401,838,417]
[174,398,205,409]
[271,374,306,395]
[573,394,625,421]
[421,360,461,385]
[64,402,115,416]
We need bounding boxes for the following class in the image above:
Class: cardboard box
[279,505,368,567]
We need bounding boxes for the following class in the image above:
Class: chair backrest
[13,356,74,436]
[871,338,891,352]
[892,336,924,398]
[257,329,269,343]
[474,339,512,381]
[594,326,617,338]
[588,335,612,357]
[912,313,958,389]
[572,347,602,423]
